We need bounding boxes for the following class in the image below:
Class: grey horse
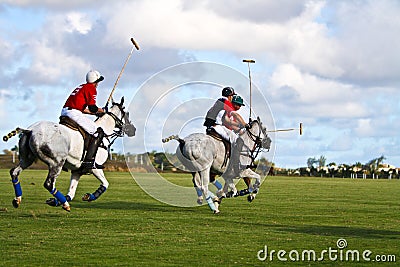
[163,117,271,213]
[3,97,135,212]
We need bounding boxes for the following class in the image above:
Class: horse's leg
[192,173,203,205]
[9,133,36,208]
[198,169,220,213]
[45,171,81,207]
[43,163,70,212]
[82,169,109,202]
[66,171,82,201]
[210,173,224,198]
[10,166,24,208]
[222,175,238,198]
[240,169,261,202]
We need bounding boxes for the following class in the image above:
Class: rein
[242,120,265,168]
[101,102,128,152]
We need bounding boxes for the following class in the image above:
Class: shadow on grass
[71,200,198,213]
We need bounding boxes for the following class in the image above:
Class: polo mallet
[266,123,303,135]
[243,59,255,120]
[105,37,140,108]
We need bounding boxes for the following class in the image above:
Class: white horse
[3,97,135,212]
[163,117,271,213]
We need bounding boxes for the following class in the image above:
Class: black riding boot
[81,127,105,170]
[230,137,244,175]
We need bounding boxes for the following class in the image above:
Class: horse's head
[246,116,272,151]
[108,97,136,137]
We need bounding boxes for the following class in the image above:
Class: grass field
[0,169,399,266]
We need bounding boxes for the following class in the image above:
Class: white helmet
[86,70,104,83]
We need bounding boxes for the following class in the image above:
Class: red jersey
[63,83,97,112]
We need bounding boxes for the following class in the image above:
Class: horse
[163,117,271,213]
[3,97,136,212]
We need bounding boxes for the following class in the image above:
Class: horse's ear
[121,97,124,106]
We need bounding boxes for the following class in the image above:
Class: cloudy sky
[1,0,400,169]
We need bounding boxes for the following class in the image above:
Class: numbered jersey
[63,83,97,112]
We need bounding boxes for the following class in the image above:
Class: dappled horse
[3,97,135,212]
[163,117,271,213]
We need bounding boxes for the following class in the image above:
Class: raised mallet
[106,37,140,107]
[243,59,255,120]
[266,123,303,135]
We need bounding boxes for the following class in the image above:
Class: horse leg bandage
[12,178,22,197]
[50,188,67,204]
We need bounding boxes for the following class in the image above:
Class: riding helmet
[232,95,245,106]
[222,87,236,97]
[86,70,104,83]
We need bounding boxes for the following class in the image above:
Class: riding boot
[230,137,244,175]
[81,127,105,170]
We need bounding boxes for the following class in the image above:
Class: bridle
[102,100,133,149]
[243,118,270,168]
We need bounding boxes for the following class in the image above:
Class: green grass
[0,169,399,266]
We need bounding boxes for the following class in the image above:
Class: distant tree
[307,157,318,168]
[366,155,386,175]
[318,155,326,167]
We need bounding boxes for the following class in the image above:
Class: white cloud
[65,12,92,34]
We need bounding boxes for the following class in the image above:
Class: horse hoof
[12,197,21,208]
[247,195,255,202]
[82,193,95,202]
[45,198,60,207]
[213,197,221,204]
[62,204,71,212]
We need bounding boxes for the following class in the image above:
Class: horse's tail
[162,134,185,146]
[3,127,28,142]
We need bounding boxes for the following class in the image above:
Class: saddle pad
[206,127,231,167]
[59,116,90,151]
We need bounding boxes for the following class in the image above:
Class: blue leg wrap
[212,180,222,190]
[92,185,107,200]
[50,189,67,204]
[195,187,203,197]
[12,179,22,197]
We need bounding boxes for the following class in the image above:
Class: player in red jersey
[61,70,106,170]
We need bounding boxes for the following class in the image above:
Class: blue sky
[1,0,400,169]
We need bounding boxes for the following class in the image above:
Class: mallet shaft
[106,37,139,106]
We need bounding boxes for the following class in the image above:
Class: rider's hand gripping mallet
[243,59,255,120]
[105,37,140,108]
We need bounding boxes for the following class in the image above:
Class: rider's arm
[83,105,105,115]
[230,111,247,128]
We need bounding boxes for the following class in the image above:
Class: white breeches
[61,108,97,134]
[213,124,238,144]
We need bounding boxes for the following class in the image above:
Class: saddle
[59,116,91,151]
[206,127,231,167]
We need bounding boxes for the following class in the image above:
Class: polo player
[61,70,106,170]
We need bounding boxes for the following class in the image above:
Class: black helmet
[222,87,236,97]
